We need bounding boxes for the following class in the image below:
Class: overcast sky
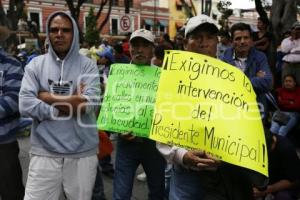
[229,0,255,9]
[229,0,272,9]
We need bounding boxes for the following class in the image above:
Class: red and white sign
[120,15,131,32]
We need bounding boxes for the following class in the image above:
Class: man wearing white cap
[113,29,166,200]
[157,15,266,200]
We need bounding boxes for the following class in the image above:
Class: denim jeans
[270,112,300,136]
[164,164,172,200]
[273,190,298,200]
[169,164,254,200]
[113,138,166,200]
[0,141,25,200]
[92,164,106,200]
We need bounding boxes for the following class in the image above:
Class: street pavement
[18,136,149,200]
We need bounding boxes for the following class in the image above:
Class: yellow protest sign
[149,50,268,176]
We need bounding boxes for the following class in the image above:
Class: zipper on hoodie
[56,57,65,86]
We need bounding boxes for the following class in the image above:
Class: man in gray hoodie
[19,11,100,200]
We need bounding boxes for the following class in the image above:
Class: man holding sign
[157,15,267,200]
[112,29,166,200]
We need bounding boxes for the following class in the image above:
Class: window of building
[29,12,41,32]
[145,24,151,31]
[144,19,154,31]
[129,0,133,7]
[159,26,165,33]
[111,18,118,35]
[113,0,119,6]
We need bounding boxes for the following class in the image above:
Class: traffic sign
[120,15,131,32]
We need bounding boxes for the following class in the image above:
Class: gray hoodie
[19,11,100,157]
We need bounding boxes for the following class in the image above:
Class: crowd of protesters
[0,10,300,200]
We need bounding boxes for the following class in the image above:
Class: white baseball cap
[185,14,218,37]
[130,29,155,43]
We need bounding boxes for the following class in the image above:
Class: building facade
[1,0,169,40]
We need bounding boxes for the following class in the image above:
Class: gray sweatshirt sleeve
[80,59,101,114]
[19,62,59,121]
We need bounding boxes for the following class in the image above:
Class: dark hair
[114,44,123,54]
[283,74,297,85]
[257,17,269,26]
[219,30,230,38]
[48,12,73,30]
[230,23,252,39]
[154,45,166,60]
[163,33,171,42]
[176,29,185,37]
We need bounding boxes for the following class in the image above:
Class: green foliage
[84,7,99,45]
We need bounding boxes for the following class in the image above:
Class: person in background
[100,38,113,54]
[151,45,167,67]
[174,30,185,50]
[253,132,300,200]
[281,21,300,86]
[253,17,272,56]
[159,33,174,50]
[113,29,166,200]
[96,49,115,178]
[0,25,25,200]
[79,41,91,58]
[113,44,130,64]
[270,74,300,137]
[122,32,131,58]
[217,30,231,59]
[275,30,292,87]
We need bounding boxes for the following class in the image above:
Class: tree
[0,0,42,49]
[217,0,233,32]
[180,0,197,18]
[65,0,87,42]
[84,7,99,45]
[270,0,298,44]
[65,0,113,43]
[253,0,299,75]
[95,0,113,34]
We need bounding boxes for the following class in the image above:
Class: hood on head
[46,11,79,60]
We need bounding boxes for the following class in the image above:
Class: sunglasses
[49,27,72,33]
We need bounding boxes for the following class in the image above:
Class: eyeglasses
[49,27,72,34]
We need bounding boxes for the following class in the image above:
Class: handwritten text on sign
[149,50,268,176]
[97,64,161,137]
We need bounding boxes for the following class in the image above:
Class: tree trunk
[98,0,112,33]
[0,0,8,26]
[254,0,269,24]
[271,0,297,45]
[65,0,86,43]
[269,0,297,82]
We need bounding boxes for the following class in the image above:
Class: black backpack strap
[265,92,279,110]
